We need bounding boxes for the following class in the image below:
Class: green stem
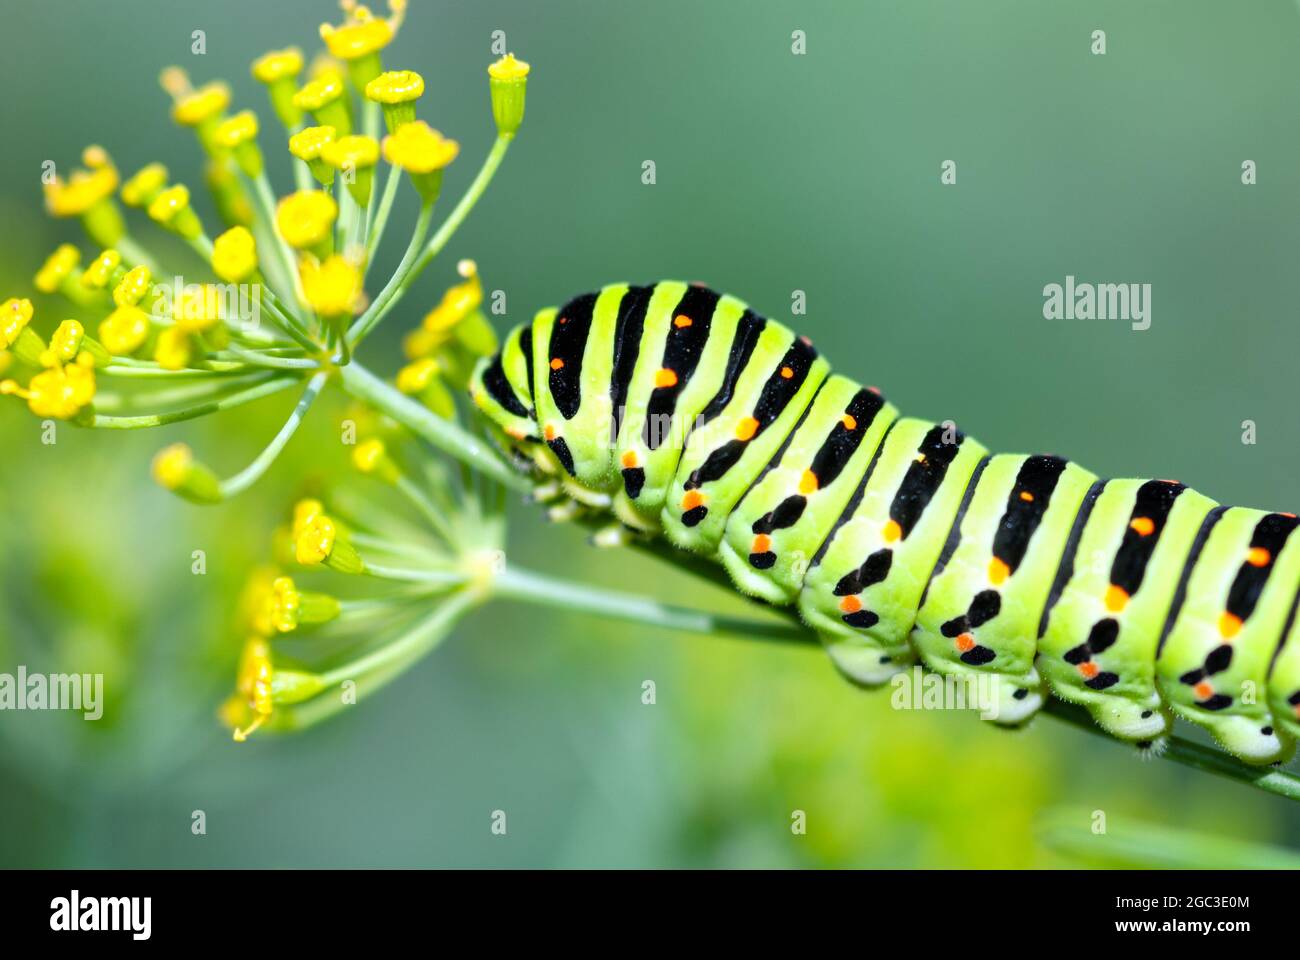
[394,473,458,547]
[345,200,433,345]
[249,170,306,308]
[337,360,528,491]
[493,565,808,645]
[362,563,468,586]
[87,375,299,429]
[222,342,320,370]
[365,163,403,268]
[115,233,163,276]
[217,372,328,498]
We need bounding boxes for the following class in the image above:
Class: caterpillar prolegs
[468,281,1300,765]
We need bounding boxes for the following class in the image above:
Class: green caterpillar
[468,281,1300,765]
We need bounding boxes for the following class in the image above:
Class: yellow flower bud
[322,134,380,207]
[215,110,264,177]
[44,319,85,365]
[253,47,306,129]
[1,353,97,420]
[293,74,351,134]
[34,245,81,294]
[289,125,338,186]
[300,254,361,320]
[148,184,204,240]
[292,497,325,539]
[44,147,124,247]
[488,53,530,137]
[351,436,397,481]
[151,442,222,503]
[80,249,121,290]
[382,121,458,200]
[154,326,193,371]
[113,265,152,307]
[121,163,169,208]
[212,226,258,283]
[295,513,337,565]
[168,76,232,128]
[98,305,151,356]
[0,298,35,350]
[365,69,423,132]
[276,190,338,251]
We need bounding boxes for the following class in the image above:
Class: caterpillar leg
[797,418,987,686]
[1157,508,1300,764]
[1037,479,1217,744]
[911,454,1098,726]
[717,376,897,604]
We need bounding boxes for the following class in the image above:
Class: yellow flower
[276,190,337,250]
[212,226,258,283]
[151,441,222,502]
[292,498,325,540]
[215,110,258,147]
[352,436,387,472]
[34,245,81,294]
[154,326,193,370]
[289,125,337,162]
[322,133,380,171]
[44,319,85,365]
[148,184,203,239]
[382,121,458,200]
[300,254,362,319]
[227,635,274,741]
[365,69,423,131]
[252,47,304,84]
[121,163,169,207]
[98,305,150,356]
[488,53,530,136]
[162,69,232,128]
[319,0,405,62]
[396,356,439,393]
[80,249,121,290]
[289,125,338,186]
[295,512,338,565]
[270,576,302,633]
[322,134,380,205]
[113,265,152,307]
[44,146,119,217]
[0,298,35,350]
[1,353,97,420]
[365,69,423,104]
[174,283,226,333]
[423,259,481,333]
[292,73,351,134]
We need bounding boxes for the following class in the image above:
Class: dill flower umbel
[4,0,533,741]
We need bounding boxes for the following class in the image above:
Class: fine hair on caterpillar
[470,280,1300,767]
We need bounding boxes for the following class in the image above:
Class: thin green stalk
[216,372,328,498]
[365,163,403,267]
[115,233,163,276]
[394,473,458,547]
[87,375,299,429]
[345,200,434,345]
[493,565,809,645]
[362,563,468,586]
[186,233,215,263]
[221,342,320,370]
[337,360,528,491]
[102,371,276,409]
[249,170,306,307]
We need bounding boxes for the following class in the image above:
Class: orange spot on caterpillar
[1194,681,1215,700]
[1281,512,1298,519]
[915,453,927,464]
[779,366,794,379]
[1247,547,1271,567]
[558,316,569,325]
[1219,611,1243,639]
[653,368,678,388]
[543,424,557,441]
[1130,517,1155,537]
[840,414,857,431]
[867,385,881,394]
[955,633,976,653]
[735,416,759,441]
[882,519,902,543]
[988,557,1010,585]
[752,534,772,554]
[798,470,818,495]
[620,450,638,469]
[681,490,704,511]
[1019,491,1034,503]
[839,595,862,614]
[549,357,564,370]
[506,426,526,440]
[673,314,693,328]
[1104,584,1129,612]
[1078,661,1099,679]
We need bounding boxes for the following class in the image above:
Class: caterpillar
[468,281,1300,766]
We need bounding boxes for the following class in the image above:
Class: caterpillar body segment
[797,418,987,686]
[1036,480,1218,745]
[1156,508,1300,763]
[717,375,897,606]
[468,281,1300,764]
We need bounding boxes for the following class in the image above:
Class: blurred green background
[3,0,1300,868]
